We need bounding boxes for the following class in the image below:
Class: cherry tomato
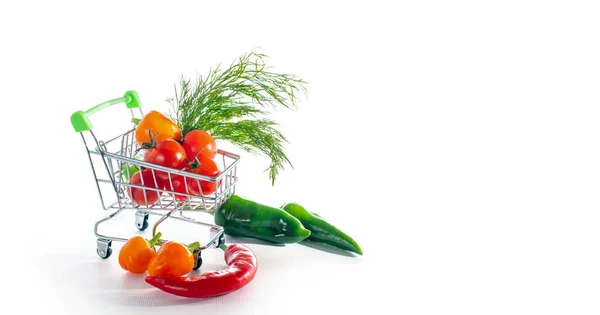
[182,130,217,160]
[128,169,163,205]
[143,139,187,181]
[162,166,193,202]
[186,156,221,196]
[135,111,182,146]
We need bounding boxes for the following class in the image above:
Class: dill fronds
[168,51,307,185]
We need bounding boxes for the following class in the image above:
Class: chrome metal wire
[79,108,239,254]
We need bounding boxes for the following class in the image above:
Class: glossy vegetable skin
[121,163,139,183]
[145,244,257,298]
[214,195,310,243]
[185,155,220,196]
[281,203,363,255]
[143,139,187,171]
[118,233,162,274]
[182,130,217,159]
[162,169,192,201]
[162,156,220,200]
[147,241,199,277]
[127,169,163,205]
[135,111,182,146]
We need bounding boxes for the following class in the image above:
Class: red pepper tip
[145,276,166,287]
[145,244,258,298]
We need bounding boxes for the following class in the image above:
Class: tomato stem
[136,130,160,154]
[185,151,204,169]
[131,118,141,125]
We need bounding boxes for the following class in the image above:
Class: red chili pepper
[145,243,258,298]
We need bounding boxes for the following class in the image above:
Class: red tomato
[186,156,221,196]
[182,130,217,160]
[162,173,192,201]
[128,169,163,205]
[143,139,187,181]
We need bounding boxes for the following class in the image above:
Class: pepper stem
[186,241,201,253]
[147,232,162,248]
[131,118,141,125]
[218,243,228,251]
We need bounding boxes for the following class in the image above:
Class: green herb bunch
[168,51,307,185]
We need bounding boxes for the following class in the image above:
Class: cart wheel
[97,247,112,259]
[136,212,149,231]
[193,251,203,270]
[97,239,112,259]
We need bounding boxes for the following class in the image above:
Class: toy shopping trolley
[70,91,240,269]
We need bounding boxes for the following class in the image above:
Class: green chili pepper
[121,163,139,182]
[281,202,363,255]
[214,195,311,244]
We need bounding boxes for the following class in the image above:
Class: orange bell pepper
[134,111,182,146]
[147,241,201,277]
[118,232,162,274]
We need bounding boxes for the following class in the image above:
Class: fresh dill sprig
[168,51,307,185]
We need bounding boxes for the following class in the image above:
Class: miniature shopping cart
[70,91,240,269]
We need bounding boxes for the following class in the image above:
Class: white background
[1,0,600,314]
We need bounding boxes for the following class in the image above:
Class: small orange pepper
[134,111,182,146]
[147,241,200,277]
[118,232,162,274]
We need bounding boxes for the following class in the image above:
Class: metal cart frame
[71,91,240,269]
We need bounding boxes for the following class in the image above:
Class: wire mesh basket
[71,91,239,267]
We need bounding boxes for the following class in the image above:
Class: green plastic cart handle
[70,90,142,132]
